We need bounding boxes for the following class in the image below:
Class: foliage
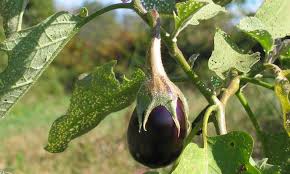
[0,0,289,173]
[208,29,260,79]
[172,132,259,174]
[0,10,85,118]
[46,61,145,152]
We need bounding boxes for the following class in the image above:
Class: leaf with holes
[45,61,145,153]
[261,132,290,173]
[138,0,176,14]
[208,29,260,79]
[237,17,273,53]
[172,131,260,174]
[237,0,290,53]
[0,0,28,37]
[274,71,290,136]
[0,12,85,118]
[256,0,290,39]
[174,0,226,38]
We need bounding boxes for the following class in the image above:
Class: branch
[132,2,214,102]
[202,105,218,148]
[240,77,274,90]
[236,90,263,140]
[82,3,133,25]
[186,75,240,142]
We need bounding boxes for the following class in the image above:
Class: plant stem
[165,40,214,102]
[85,2,214,102]
[202,105,217,148]
[240,77,274,90]
[132,3,214,102]
[236,90,263,140]
[82,3,133,25]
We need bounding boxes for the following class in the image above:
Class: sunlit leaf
[0,12,85,118]
[237,17,273,53]
[139,0,176,14]
[274,71,290,136]
[255,0,290,39]
[45,61,145,153]
[0,0,28,37]
[174,0,225,38]
[208,29,260,79]
[172,131,260,174]
[237,0,290,53]
[261,132,290,173]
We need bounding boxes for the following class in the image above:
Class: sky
[54,0,262,10]
[53,0,133,19]
[54,0,121,10]
[54,0,263,19]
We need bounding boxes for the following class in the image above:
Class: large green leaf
[0,12,85,118]
[137,0,176,14]
[172,131,260,174]
[0,0,28,37]
[255,0,290,39]
[237,0,290,53]
[45,61,145,153]
[274,70,290,136]
[174,0,225,38]
[208,29,260,79]
[261,132,290,174]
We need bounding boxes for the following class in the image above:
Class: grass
[0,76,281,174]
[0,82,148,174]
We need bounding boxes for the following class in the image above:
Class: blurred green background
[0,0,283,173]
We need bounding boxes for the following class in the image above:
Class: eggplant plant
[0,0,289,173]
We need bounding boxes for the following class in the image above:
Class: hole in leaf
[238,164,247,173]
[229,141,235,147]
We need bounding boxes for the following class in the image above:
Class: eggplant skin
[127,100,186,168]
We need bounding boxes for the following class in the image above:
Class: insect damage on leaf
[174,0,226,38]
[208,29,260,79]
[172,131,260,174]
[45,61,145,153]
[139,0,176,14]
[0,12,84,118]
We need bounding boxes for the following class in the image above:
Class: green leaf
[0,0,28,37]
[274,71,290,136]
[138,0,176,14]
[0,12,85,118]
[237,17,273,53]
[45,61,145,153]
[255,0,290,39]
[212,0,233,6]
[261,132,290,174]
[208,29,260,79]
[172,131,260,174]
[174,0,226,38]
[279,43,290,68]
[255,158,282,174]
[237,0,290,52]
